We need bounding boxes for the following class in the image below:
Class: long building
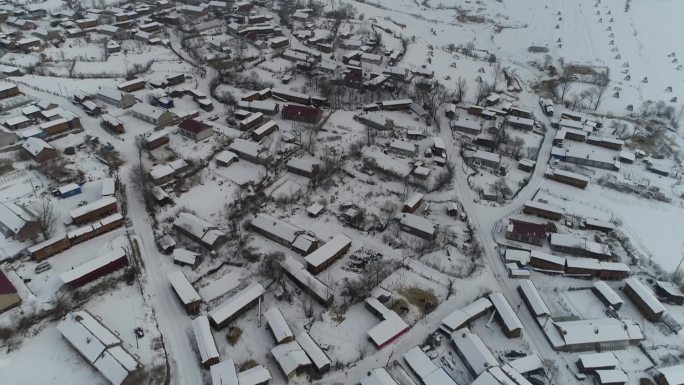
[60,248,128,289]
[489,292,523,338]
[70,197,118,225]
[282,255,333,306]
[304,233,352,274]
[208,283,265,329]
[623,277,666,321]
[192,315,220,368]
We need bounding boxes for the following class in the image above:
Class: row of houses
[526,250,631,279]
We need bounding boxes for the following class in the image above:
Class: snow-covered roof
[237,365,272,385]
[70,196,117,220]
[101,178,115,196]
[282,255,332,304]
[403,192,423,209]
[396,212,436,236]
[295,332,330,371]
[58,183,80,195]
[624,277,666,315]
[22,137,54,156]
[304,233,351,269]
[451,329,499,375]
[5,115,29,127]
[306,203,324,216]
[389,139,416,153]
[489,293,523,333]
[209,360,238,385]
[60,248,127,285]
[508,354,542,374]
[173,248,199,266]
[656,281,684,298]
[253,120,277,137]
[530,250,565,266]
[441,297,492,332]
[565,257,601,271]
[251,213,303,244]
[523,200,563,215]
[595,369,627,384]
[215,150,237,164]
[552,318,644,347]
[593,281,623,307]
[131,103,169,121]
[657,365,684,385]
[403,346,438,379]
[518,280,550,317]
[286,157,319,174]
[174,212,217,239]
[367,311,408,348]
[360,368,399,385]
[229,138,263,158]
[27,234,66,253]
[168,270,200,305]
[264,307,294,344]
[97,86,125,101]
[209,283,265,326]
[577,352,619,370]
[0,202,34,234]
[117,78,145,89]
[271,340,311,377]
[192,316,219,365]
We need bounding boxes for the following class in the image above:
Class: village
[0,0,684,385]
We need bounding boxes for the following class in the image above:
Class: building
[359,368,398,385]
[545,168,590,189]
[237,365,271,385]
[130,103,174,126]
[549,233,611,259]
[60,248,128,289]
[365,297,409,349]
[22,137,57,163]
[522,200,563,221]
[39,118,69,135]
[463,149,501,169]
[655,281,684,305]
[70,197,118,225]
[304,233,351,274]
[96,86,136,108]
[264,307,294,344]
[0,269,21,314]
[172,248,199,268]
[544,318,644,352]
[271,340,311,379]
[518,280,551,318]
[0,82,20,99]
[117,78,146,92]
[209,283,265,329]
[450,117,482,135]
[0,202,40,241]
[528,250,565,271]
[592,281,624,310]
[565,257,601,276]
[101,114,125,134]
[451,330,499,376]
[66,213,124,246]
[237,101,279,115]
[228,138,268,164]
[286,157,320,178]
[489,292,523,337]
[441,297,492,334]
[402,193,423,213]
[251,120,278,141]
[576,352,620,373]
[57,311,142,385]
[403,346,459,385]
[173,212,227,250]
[168,270,201,314]
[355,113,394,130]
[594,369,628,384]
[271,88,313,105]
[506,218,548,246]
[389,140,417,157]
[192,316,220,368]
[282,255,333,306]
[27,234,70,260]
[215,150,237,167]
[295,332,331,373]
[281,104,323,124]
[145,129,169,150]
[623,277,666,321]
[178,118,213,141]
[395,212,437,240]
[656,365,684,385]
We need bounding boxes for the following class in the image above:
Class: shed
[192,316,220,368]
[489,292,523,337]
[264,307,294,344]
[168,270,201,314]
[208,283,265,329]
[304,233,352,274]
[60,248,128,289]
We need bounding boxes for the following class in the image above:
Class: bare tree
[36,198,57,239]
[455,77,467,103]
[414,81,455,124]
[490,176,512,200]
[475,81,492,105]
[593,82,609,110]
[509,137,525,159]
[130,161,154,214]
[259,251,285,281]
[231,38,248,70]
[558,76,572,101]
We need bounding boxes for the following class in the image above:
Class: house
[0,269,21,314]
[57,311,142,385]
[281,104,323,124]
[286,157,320,178]
[528,250,565,271]
[355,113,394,130]
[655,365,684,385]
[178,119,213,141]
[489,292,523,337]
[545,168,590,188]
[282,255,333,305]
[522,200,563,220]
[264,307,294,344]
[209,283,265,329]
[304,233,352,274]
[451,330,499,376]
[145,129,169,150]
[70,196,117,225]
[130,103,173,126]
[101,114,125,134]
[22,137,57,162]
[0,202,40,241]
[506,218,547,246]
[168,270,201,314]
[507,116,534,130]
[550,233,611,259]
[365,297,409,349]
[60,248,128,289]
[389,140,417,157]
[237,365,271,385]
[192,316,220,368]
[237,100,279,115]
[251,120,278,141]
[251,213,305,247]
[576,352,620,373]
[172,248,199,267]
[97,86,136,108]
[623,277,666,321]
[97,25,124,39]
[117,78,146,92]
[402,193,423,213]
[296,332,331,373]
[518,280,551,318]
[0,83,20,99]
[4,115,32,130]
[39,118,69,135]
[173,212,227,250]
[403,346,459,385]
[451,117,482,135]
[592,281,624,310]
[27,234,70,261]
[229,138,268,164]
[440,297,493,334]
[215,150,238,167]
[271,340,311,379]
[544,318,644,352]
[395,212,436,240]
[239,112,264,131]
[463,149,501,168]
[585,218,616,233]
[655,281,684,305]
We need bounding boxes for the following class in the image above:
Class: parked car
[35,261,52,274]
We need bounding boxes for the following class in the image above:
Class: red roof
[178,118,211,134]
[509,219,547,239]
[0,269,17,295]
